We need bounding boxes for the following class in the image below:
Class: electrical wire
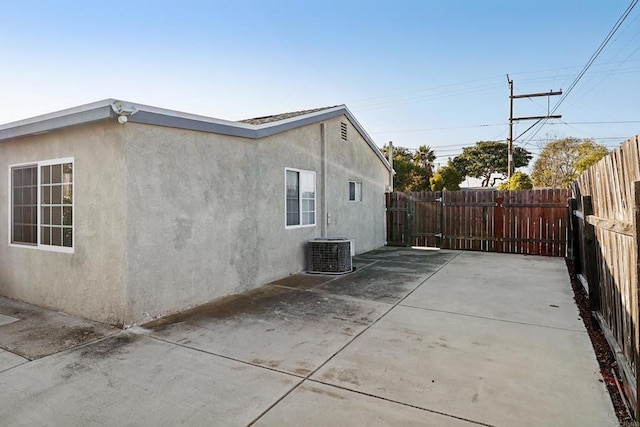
[348,59,640,112]
[510,1,638,147]
[550,0,638,114]
[370,120,640,135]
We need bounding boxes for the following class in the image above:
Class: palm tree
[413,145,436,176]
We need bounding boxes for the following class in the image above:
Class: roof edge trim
[0,100,390,171]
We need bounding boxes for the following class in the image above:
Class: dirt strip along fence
[570,133,640,419]
[386,188,571,256]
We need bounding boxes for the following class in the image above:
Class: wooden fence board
[573,133,640,418]
[386,188,570,255]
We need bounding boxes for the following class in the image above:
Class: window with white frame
[285,168,315,227]
[348,181,362,202]
[10,158,74,251]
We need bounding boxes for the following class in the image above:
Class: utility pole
[506,75,562,178]
[387,141,394,192]
[508,77,514,179]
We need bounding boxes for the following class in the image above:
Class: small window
[9,158,74,252]
[349,181,362,202]
[285,168,316,227]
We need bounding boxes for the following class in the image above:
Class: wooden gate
[386,189,571,256]
[386,192,442,247]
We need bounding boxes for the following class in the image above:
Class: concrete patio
[0,248,617,426]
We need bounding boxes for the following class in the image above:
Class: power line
[371,123,504,134]
[579,43,640,97]
[551,0,638,114]
[352,82,504,112]
[369,120,640,135]
[391,136,630,154]
[348,60,640,110]
[547,120,640,125]
[515,1,638,147]
[346,75,502,105]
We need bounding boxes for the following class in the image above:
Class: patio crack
[399,305,587,332]
[303,379,496,427]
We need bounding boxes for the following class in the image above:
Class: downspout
[321,122,328,238]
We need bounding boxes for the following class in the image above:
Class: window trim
[348,180,362,202]
[8,157,74,253]
[284,167,316,229]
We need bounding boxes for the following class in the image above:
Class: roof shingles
[239,106,339,125]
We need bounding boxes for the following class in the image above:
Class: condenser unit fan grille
[308,239,352,274]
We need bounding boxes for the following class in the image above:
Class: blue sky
[1,1,638,168]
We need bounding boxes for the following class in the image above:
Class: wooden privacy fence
[386,188,571,256]
[571,133,640,419]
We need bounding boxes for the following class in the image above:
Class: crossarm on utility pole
[506,77,562,179]
[512,115,562,121]
[510,90,563,99]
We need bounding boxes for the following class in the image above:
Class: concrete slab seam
[298,249,463,377]
[356,257,451,266]
[269,253,455,309]
[303,378,496,427]
[247,250,464,425]
[0,360,29,374]
[0,346,32,361]
[268,259,381,292]
[140,333,305,380]
[129,332,342,426]
[267,283,397,309]
[2,328,123,362]
[399,304,587,333]
[245,379,308,426]
[135,332,364,427]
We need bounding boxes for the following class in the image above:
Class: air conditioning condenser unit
[308,238,353,274]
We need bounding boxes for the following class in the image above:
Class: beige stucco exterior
[1,107,389,327]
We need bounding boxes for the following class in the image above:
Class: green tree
[497,172,533,190]
[430,162,463,191]
[413,145,436,176]
[452,141,532,187]
[531,137,609,188]
[381,144,436,191]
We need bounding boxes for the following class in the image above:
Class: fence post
[634,181,640,419]
[581,195,600,312]
[439,191,445,249]
[567,198,581,262]
[406,195,414,247]
[566,198,574,260]
[495,196,504,253]
[385,193,391,244]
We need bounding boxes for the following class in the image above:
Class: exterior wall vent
[340,122,348,141]
[308,238,353,274]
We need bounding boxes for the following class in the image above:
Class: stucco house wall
[0,122,127,325]
[321,117,388,251]
[0,100,391,327]
[123,116,388,325]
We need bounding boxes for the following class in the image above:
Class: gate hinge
[435,197,442,202]
[435,233,443,238]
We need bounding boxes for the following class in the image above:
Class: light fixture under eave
[111,100,138,125]
[111,100,138,116]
